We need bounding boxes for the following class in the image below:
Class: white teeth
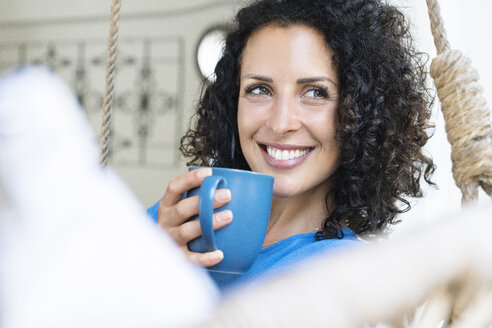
[275,149,281,160]
[266,146,310,161]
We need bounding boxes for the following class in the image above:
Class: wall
[0,0,242,207]
[0,0,490,232]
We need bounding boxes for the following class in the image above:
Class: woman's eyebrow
[241,74,273,82]
[297,77,338,87]
[240,74,338,87]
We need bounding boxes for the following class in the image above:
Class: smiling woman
[237,24,342,244]
[238,24,340,197]
[149,0,435,290]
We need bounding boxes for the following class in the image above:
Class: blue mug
[187,167,274,288]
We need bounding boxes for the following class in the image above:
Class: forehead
[240,23,336,79]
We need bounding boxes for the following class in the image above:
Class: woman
[148,0,435,283]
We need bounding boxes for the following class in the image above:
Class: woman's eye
[246,85,270,96]
[305,87,328,99]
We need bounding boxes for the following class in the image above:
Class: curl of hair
[180,0,435,239]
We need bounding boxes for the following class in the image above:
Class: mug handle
[199,175,227,252]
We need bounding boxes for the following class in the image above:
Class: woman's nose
[265,94,301,136]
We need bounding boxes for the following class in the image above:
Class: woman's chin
[272,185,300,199]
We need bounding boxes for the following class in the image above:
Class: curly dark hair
[181,0,435,239]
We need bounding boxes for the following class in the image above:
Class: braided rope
[426,0,492,203]
[99,0,121,166]
[430,51,492,203]
[425,0,450,54]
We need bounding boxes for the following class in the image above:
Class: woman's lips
[258,143,313,169]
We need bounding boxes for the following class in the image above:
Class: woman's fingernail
[211,250,224,261]
[197,168,212,178]
[216,210,233,223]
[215,189,231,202]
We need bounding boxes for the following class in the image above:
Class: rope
[425,0,450,54]
[99,0,122,166]
[425,0,492,203]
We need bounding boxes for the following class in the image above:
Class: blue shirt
[241,229,359,282]
[147,201,360,288]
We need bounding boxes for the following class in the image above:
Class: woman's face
[238,24,340,198]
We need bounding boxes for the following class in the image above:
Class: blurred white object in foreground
[201,203,492,327]
[0,67,218,328]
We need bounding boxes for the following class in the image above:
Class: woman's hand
[157,167,233,267]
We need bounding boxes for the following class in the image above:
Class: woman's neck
[263,179,334,245]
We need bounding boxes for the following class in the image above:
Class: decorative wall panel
[0,37,185,168]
